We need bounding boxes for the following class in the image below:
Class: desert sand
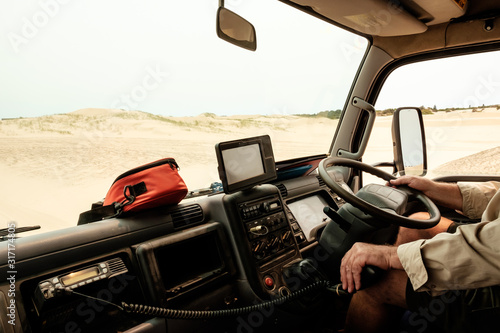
[1,108,499,236]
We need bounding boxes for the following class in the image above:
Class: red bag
[78,158,188,224]
[103,158,188,212]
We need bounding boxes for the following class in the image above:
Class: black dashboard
[0,167,347,333]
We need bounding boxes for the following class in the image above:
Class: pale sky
[1,0,499,119]
[376,51,500,110]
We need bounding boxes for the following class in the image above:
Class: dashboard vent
[316,175,326,187]
[171,204,204,229]
[276,183,288,198]
[107,258,127,275]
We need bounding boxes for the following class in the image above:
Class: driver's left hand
[340,243,403,293]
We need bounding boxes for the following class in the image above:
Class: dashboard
[0,157,347,333]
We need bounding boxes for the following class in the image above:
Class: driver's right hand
[388,176,463,211]
[388,176,435,193]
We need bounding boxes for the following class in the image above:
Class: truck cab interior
[1,0,500,332]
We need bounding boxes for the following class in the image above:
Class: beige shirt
[397,181,500,294]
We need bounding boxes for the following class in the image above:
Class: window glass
[0,0,367,235]
[365,51,500,181]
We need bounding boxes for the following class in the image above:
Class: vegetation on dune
[0,109,290,136]
[1,104,499,136]
[295,109,342,119]
[294,104,500,118]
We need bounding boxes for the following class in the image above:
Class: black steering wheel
[318,157,440,229]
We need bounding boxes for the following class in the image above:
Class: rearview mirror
[392,107,427,176]
[216,7,256,51]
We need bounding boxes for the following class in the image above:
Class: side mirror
[392,107,427,176]
[216,6,256,51]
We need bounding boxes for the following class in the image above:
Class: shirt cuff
[397,240,429,291]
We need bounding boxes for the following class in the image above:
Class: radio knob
[253,241,264,253]
[281,230,292,246]
[260,202,270,213]
[252,241,266,259]
[267,235,281,253]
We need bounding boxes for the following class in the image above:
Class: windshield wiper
[0,225,41,241]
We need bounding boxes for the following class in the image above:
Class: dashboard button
[264,276,274,289]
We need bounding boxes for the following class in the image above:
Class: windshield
[0,0,367,235]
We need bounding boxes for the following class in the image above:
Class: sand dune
[1,108,500,235]
[434,146,500,176]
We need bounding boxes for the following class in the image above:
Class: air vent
[107,258,127,275]
[276,184,288,198]
[171,204,204,229]
[316,175,326,187]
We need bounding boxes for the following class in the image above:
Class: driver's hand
[388,176,463,211]
[387,176,435,193]
[340,243,403,293]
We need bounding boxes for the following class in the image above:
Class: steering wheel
[318,157,440,229]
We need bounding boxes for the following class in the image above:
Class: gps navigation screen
[222,143,264,185]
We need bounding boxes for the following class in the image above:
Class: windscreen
[0,0,368,235]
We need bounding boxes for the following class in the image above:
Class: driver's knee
[350,269,408,308]
[395,213,453,245]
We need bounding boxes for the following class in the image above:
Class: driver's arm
[399,219,500,295]
[389,176,463,211]
[399,181,500,294]
[342,182,500,294]
[342,220,500,294]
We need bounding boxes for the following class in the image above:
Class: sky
[377,51,500,110]
[1,0,499,119]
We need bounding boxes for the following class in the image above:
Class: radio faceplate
[33,257,128,312]
[238,196,281,220]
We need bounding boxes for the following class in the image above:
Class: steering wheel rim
[318,157,441,229]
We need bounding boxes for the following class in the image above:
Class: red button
[264,276,274,288]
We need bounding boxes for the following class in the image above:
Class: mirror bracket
[337,97,376,160]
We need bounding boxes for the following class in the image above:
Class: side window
[366,51,500,179]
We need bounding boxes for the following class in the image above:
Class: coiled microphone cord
[121,280,331,320]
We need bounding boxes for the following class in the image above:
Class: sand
[1,108,499,236]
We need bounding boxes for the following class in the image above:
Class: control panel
[223,186,301,298]
[238,195,295,264]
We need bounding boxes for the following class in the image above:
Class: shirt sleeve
[398,182,500,294]
[458,181,500,219]
[399,221,500,294]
